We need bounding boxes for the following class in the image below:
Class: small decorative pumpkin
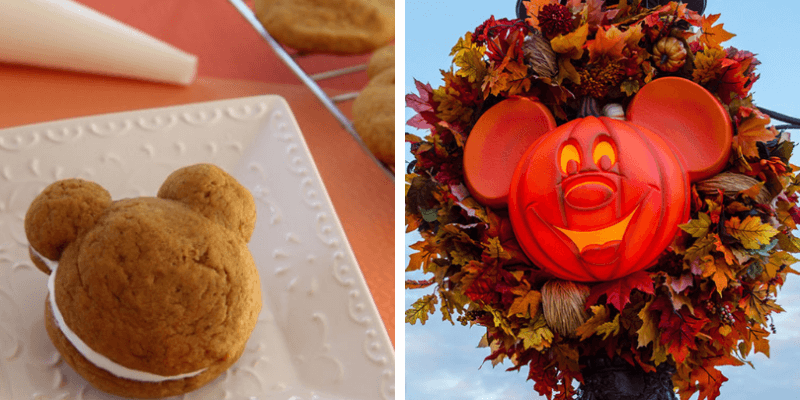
[463,77,732,281]
[652,36,688,72]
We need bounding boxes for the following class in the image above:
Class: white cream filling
[33,246,207,382]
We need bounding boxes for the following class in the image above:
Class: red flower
[538,4,574,38]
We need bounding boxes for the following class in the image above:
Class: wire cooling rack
[227,0,394,181]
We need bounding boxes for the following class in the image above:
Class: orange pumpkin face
[508,117,688,281]
[463,77,732,282]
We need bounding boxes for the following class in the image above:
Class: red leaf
[651,297,707,363]
[586,270,655,311]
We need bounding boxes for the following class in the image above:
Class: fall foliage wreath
[405,1,800,399]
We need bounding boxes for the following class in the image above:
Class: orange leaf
[734,113,778,158]
[698,14,735,49]
[507,289,543,318]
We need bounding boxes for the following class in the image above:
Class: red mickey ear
[627,77,732,182]
[463,97,557,207]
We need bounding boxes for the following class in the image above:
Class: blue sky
[404,1,800,398]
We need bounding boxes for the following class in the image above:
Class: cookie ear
[627,77,732,182]
[25,179,112,272]
[463,97,557,207]
[158,164,256,242]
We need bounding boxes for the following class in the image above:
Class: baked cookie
[254,0,394,55]
[352,67,394,165]
[367,44,394,79]
[24,164,261,398]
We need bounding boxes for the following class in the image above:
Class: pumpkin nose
[564,181,614,209]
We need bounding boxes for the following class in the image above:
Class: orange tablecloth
[0,0,394,344]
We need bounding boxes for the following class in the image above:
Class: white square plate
[0,96,394,399]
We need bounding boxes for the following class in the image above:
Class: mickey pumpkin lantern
[463,77,732,282]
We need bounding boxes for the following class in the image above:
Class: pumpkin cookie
[254,0,394,55]
[352,67,394,165]
[25,164,261,398]
[367,44,394,79]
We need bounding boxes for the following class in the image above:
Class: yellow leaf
[450,32,487,84]
[637,300,657,348]
[486,306,516,336]
[508,289,543,319]
[679,213,712,238]
[725,216,779,250]
[483,237,512,260]
[765,251,799,279]
[518,314,554,351]
[405,294,437,325]
[576,305,610,341]
[596,313,621,340]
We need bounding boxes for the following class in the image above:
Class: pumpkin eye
[593,139,616,168]
[560,143,581,174]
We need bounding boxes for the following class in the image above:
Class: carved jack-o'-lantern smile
[462,77,733,282]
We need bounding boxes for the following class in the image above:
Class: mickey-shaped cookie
[24,164,261,398]
[463,77,732,282]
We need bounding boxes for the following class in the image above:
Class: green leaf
[405,294,437,325]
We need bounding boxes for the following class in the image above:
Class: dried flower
[574,59,626,98]
[538,4,574,39]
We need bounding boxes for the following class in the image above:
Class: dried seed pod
[541,279,590,337]
[524,33,558,79]
[696,171,773,204]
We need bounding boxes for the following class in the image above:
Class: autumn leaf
[733,112,777,158]
[710,258,735,294]
[596,313,621,340]
[684,233,718,261]
[765,251,798,278]
[679,213,712,238]
[685,358,732,400]
[519,314,554,351]
[583,0,619,28]
[508,288,543,318]
[451,32,487,84]
[439,289,469,323]
[655,297,706,363]
[407,240,438,272]
[586,24,643,63]
[619,79,639,96]
[406,294,437,325]
[576,305,611,341]
[586,270,655,311]
[483,237,512,260]
[637,299,658,348]
[697,13,735,49]
[724,215,779,250]
[551,23,588,59]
